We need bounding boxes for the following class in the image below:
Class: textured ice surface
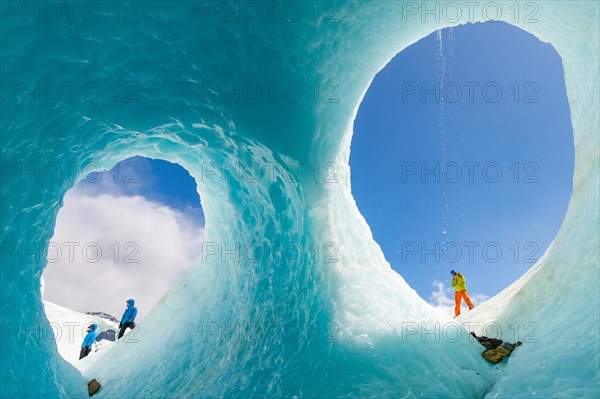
[1,1,598,398]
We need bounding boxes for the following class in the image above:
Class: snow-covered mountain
[85,311,120,325]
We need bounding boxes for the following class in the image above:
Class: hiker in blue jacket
[80,323,97,360]
[118,299,138,339]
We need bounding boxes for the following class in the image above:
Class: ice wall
[1,1,598,398]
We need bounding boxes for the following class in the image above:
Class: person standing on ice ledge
[118,299,138,339]
[80,323,97,360]
[451,270,474,317]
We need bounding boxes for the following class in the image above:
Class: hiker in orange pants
[451,270,473,316]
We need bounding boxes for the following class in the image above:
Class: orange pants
[455,290,473,316]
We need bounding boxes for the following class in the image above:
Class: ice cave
[0,1,598,398]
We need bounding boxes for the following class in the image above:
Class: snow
[42,301,118,369]
[1,1,598,398]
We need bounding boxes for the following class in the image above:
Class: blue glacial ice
[1,1,598,398]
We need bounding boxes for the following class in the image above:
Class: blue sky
[77,156,205,226]
[350,21,574,304]
[44,156,204,319]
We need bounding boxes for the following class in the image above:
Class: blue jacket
[120,299,138,324]
[81,324,97,348]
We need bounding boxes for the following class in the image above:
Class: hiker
[80,324,97,360]
[451,270,474,317]
[118,299,138,339]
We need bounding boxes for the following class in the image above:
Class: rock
[470,332,503,350]
[96,329,117,342]
[87,379,101,396]
[481,338,504,350]
[482,346,513,364]
[471,331,522,363]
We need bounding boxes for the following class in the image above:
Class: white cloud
[429,280,489,316]
[42,188,203,322]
